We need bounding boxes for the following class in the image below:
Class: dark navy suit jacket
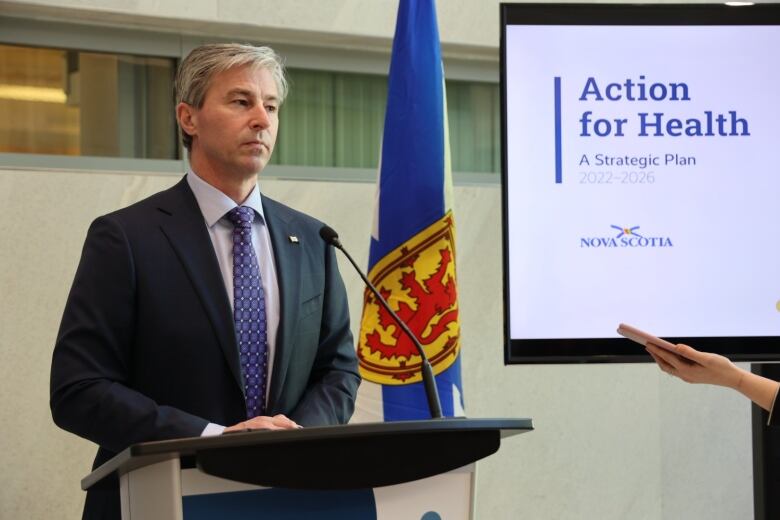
[50,177,360,519]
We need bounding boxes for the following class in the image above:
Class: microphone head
[318,225,341,247]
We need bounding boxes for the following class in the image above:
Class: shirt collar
[186,171,266,227]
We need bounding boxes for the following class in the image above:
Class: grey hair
[174,43,288,151]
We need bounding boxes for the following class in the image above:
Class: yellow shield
[358,211,460,385]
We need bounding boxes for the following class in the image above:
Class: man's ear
[176,102,197,138]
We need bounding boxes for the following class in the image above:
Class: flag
[355,0,464,421]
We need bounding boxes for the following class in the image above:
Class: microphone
[318,225,342,249]
[319,225,443,419]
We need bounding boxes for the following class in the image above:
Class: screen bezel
[500,3,780,364]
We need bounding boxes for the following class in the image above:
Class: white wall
[0,0,758,518]
[1,0,500,53]
[0,168,754,519]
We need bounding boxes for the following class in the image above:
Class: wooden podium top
[82,417,533,490]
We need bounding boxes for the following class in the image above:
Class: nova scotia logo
[580,225,673,248]
[611,225,643,238]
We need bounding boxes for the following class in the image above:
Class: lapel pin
[288,235,299,244]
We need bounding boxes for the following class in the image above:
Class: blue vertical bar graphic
[554,76,562,184]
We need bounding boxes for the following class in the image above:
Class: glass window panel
[333,72,387,168]
[275,68,499,173]
[272,69,335,167]
[0,43,177,159]
[446,80,500,173]
[0,43,497,172]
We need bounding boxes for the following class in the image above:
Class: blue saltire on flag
[357,0,463,421]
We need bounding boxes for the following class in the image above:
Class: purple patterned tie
[227,206,268,419]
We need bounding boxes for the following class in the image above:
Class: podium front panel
[179,465,474,520]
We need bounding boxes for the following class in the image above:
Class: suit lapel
[262,197,301,411]
[157,179,243,391]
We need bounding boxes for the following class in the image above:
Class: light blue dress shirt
[186,171,280,435]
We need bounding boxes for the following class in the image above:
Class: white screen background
[505,25,780,340]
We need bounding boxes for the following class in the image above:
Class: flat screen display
[501,4,780,363]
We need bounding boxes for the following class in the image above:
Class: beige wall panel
[0,168,754,519]
[1,0,503,51]
[0,170,179,518]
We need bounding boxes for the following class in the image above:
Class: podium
[82,418,532,519]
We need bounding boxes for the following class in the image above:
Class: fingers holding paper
[646,342,741,389]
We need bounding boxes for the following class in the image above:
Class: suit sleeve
[50,216,208,453]
[288,243,361,426]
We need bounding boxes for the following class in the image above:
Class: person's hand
[646,343,743,390]
[223,414,301,433]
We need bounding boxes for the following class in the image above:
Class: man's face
[183,65,280,179]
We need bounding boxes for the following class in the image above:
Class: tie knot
[227,206,254,228]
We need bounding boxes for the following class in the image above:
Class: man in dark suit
[50,43,361,519]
